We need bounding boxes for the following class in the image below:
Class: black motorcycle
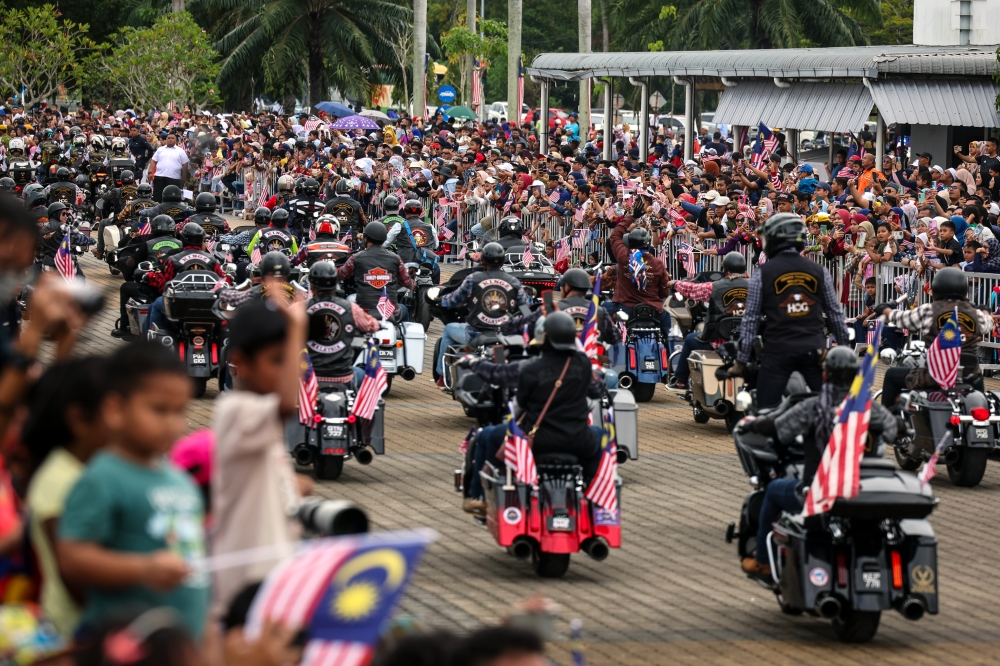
[727,401,939,643]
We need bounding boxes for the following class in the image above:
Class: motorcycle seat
[536,453,580,465]
[475,332,503,347]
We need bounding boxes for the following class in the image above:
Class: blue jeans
[437,322,472,374]
[756,478,803,564]
[675,331,713,384]
[469,223,492,243]
[145,296,172,337]
[601,302,672,342]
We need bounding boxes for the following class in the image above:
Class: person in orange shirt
[857,153,886,193]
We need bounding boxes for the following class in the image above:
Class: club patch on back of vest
[774,272,818,294]
[937,311,976,336]
[411,228,429,246]
[723,288,748,315]
[363,267,391,289]
[779,292,816,316]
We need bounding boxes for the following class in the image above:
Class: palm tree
[211,0,410,107]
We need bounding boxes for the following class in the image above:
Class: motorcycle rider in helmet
[7,138,35,188]
[43,166,78,207]
[107,136,136,183]
[145,184,196,226]
[495,216,527,251]
[93,169,139,258]
[289,176,327,237]
[119,182,157,226]
[304,261,381,388]
[219,206,272,281]
[68,133,88,168]
[607,216,674,347]
[429,241,531,386]
[322,177,365,237]
[184,191,229,237]
[733,212,851,409]
[112,214,182,338]
[247,207,298,263]
[665,251,749,392]
[738,346,898,577]
[0,177,15,194]
[385,198,440,281]
[144,222,228,336]
[377,194,405,231]
[88,134,110,167]
[263,174,295,211]
[874,266,995,407]
[38,203,94,275]
[296,214,346,268]
[38,129,61,181]
[337,221,415,322]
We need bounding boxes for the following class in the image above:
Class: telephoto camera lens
[297,497,369,536]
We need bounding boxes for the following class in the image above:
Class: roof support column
[673,76,694,162]
[539,79,550,158]
[788,128,799,165]
[876,110,885,171]
[602,77,614,161]
[628,76,649,162]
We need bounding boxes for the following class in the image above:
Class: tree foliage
[0,3,95,108]
[86,12,220,111]
[440,18,507,105]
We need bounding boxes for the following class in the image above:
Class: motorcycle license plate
[192,353,206,366]
[644,361,655,370]
[862,571,882,590]
[323,424,345,439]
[976,428,990,440]
[547,515,574,532]
[378,349,395,358]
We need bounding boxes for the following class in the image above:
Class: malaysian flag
[516,55,525,126]
[580,272,601,360]
[751,123,778,169]
[628,250,647,289]
[376,287,395,320]
[257,185,271,207]
[678,242,696,277]
[503,417,537,487]
[55,230,76,281]
[738,195,755,222]
[522,246,534,266]
[555,237,570,264]
[865,319,879,347]
[585,408,619,512]
[571,229,586,249]
[351,339,388,420]
[299,349,319,425]
[250,244,263,265]
[459,427,476,456]
[471,58,483,112]
[927,307,962,390]
[668,206,686,227]
[440,225,454,240]
[303,116,323,132]
[244,530,434,666]
[801,322,880,517]
[846,131,866,161]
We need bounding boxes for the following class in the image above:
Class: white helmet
[8,138,24,154]
[73,135,86,146]
[277,174,295,191]
[90,135,106,149]
[111,137,127,152]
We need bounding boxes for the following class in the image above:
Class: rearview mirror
[137,261,153,273]
[615,311,629,322]
[879,348,897,366]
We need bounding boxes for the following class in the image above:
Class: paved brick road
[75,251,1000,665]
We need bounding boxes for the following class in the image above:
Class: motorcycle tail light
[211,343,218,365]
[836,551,848,587]
[178,341,185,361]
[950,415,962,426]
[628,347,636,370]
[660,347,668,368]
[347,414,357,424]
[971,407,990,421]
[891,551,903,589]
[396,340,403,348]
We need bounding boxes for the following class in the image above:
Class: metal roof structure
[869,79,1000,127]
[526,45,1000,81]
[712,81,873,133]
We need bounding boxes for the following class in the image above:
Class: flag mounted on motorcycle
[586,407,619,512]
[503,417,537,487]
[927,307,962,390]
[579,272,601,362]
[56,230,76,281]
[351,339,387,421]
[299,349,319,425]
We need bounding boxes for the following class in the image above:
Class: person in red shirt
[605,215,673,340]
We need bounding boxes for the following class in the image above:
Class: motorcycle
[352,308,426,393]
[727,402,939,643]
[88,165,111,198]
[502,243,559,303]
[608,304,669,403]
[401,259,436,331]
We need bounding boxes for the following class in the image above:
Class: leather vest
[39,141,60,165]
[191,213,227,237]
[304,240,350,267]
[498,236,525,251]
[306,295,357,377]
[923,300,984,350]
[395,218,435,264]
[146,237,183,265]
[168,247,219,275]
[758,252,827,354]
[290,196,324,230]
[557,294,592,332]
[130,198,157,220]
[258,227,295,253]
[703,275,749,341]
[155,203,195,225]
[324,196,362,231]
[379,214,405,230]
[50,183,75,204]
[467,269,519,331]
[119,184,138,203]
[352,246,402,310]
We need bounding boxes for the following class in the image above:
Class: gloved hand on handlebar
[743,415,776,437]
[718,361,745,379]
[456,354,480,369]
[873,303,896,317]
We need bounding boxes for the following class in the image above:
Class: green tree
[861,0,912,45]
[210,0,410,108]
[0,4,94,108]
[87,12,220,110]
[440,19,507,105]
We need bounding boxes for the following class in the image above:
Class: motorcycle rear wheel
[946,447,989,487]
[893,443,921,471]
[413,289,432,331]
[832,609,881,643]
[632,382,656,403]
[315,456,344,481]
[532,550,570,578]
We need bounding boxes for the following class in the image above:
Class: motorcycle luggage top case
[830,459,936,520]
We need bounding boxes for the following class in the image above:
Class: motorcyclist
[263,174,294,211]
[385,198,439,281]
[431,241,531,384]
[666,252,749,392]
[735,213,851,409]
[38,129,61,180]
[184,191,229,237]
[112,214,182,338]
[38,203,94,274]
[874,267,995,407]
[119,182,157,225]
[323,178,365,235]
[68,133,88,168]
[145,184,195,225]
[247,207,298,260]
[144,222,228,336]
[0,177,14,194]
[107,137,136,182]
[220,206,271,278]
[376,195,405,230]
[7,138,35,189]
[288,177,326,237]
[607,217,673,342]
[337,221,415,322]
[739,347,897,577]
[296,215,348,268]
[93,169,139,258]
[495,216,527,251]
[43,167,78,206]
[88,134,110,167]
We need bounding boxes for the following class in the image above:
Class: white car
[486,101,529,123]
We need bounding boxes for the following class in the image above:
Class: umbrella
[444,105,477,120]
[359,109,391,121]
[314,101,354,117]
[330,114,381,130]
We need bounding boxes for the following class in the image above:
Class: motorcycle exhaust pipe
[616,449,628,465]
[714,400,730,416]
[399,366,416,381]
[900,597,925,621]
[944,448,961,464]
[618,374,633,390]
[816,595,842,619]
[582,537,610,562]
[510,537,534,560]
[354,447,374,465]
[293,445,314,467]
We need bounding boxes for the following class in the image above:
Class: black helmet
[363,221,388,244]
[23,183,43,201]
[334,179,352,195]
[119,170,135,185]
[270,208,289,228]
[56,167,71,180]
[195,192,216,213]
[722,252,747,274]
[254,206,272,225]
[823,346,859,386]
[180,222,205,246]
[497,216,523,238]
[0,177,14,192]
[481,242,505,267]
[543,311,578,351]
[75,174,90,188]
[626,227,651,250]
[301,177,320,196]
[383,195,400,213]
[26,194,47,210]
[560,268,591,292]
[402,198,423,218]
[162,184,182,202]
[931,267,968,301]
[761,212,806,257]
[259,251,291,278]
[137,183,152,198]
[47,201,68,218]
[151,214,175,236]
[309,261,339,290]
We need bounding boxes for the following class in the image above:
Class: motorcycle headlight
[220,243,230,252]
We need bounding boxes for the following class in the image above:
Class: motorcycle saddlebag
[612,390,638,460]
[400,321,425,374]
